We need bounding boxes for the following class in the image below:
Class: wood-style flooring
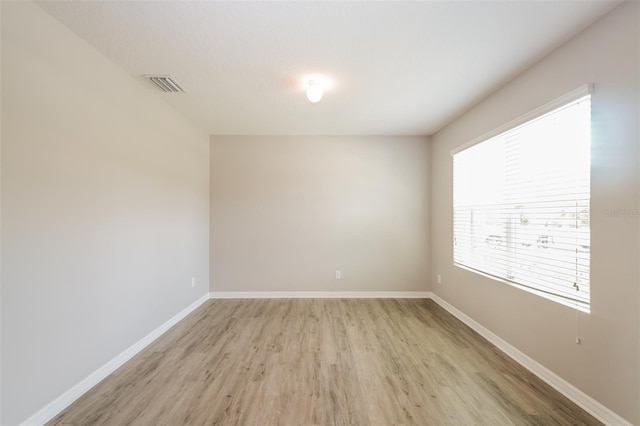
[49,298,601,425]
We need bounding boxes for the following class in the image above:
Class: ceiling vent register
[144,75,185,93]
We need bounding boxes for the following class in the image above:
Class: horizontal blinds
[453,95,591,312]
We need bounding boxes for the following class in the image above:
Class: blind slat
[453,95,591,312]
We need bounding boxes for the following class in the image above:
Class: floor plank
[48,299,601,425]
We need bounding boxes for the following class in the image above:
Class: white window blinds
[453,92,591,312]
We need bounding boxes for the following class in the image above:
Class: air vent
[144,75,185,93]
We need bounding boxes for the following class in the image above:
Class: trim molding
[20,293,211,426]
[209,291,431,299]
[428,293,631,426]
[20,291,629,426]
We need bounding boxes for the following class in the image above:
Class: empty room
[1,1,639,425]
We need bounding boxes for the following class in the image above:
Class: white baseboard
[209,291,430,299]
[21,291,628,426]
[20,293,210,426]
[428,293,631,426]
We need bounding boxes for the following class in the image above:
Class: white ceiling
[38,1,619,136]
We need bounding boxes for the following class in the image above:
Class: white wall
[210,135,430,293]
[0,3,210,425]
[430,2,639,424]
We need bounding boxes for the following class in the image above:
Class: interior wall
[430,2,639,423]
[1,3,210,425]
[210,135,430,293]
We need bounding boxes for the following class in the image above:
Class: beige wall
[430,2,639,423]
[1,3,210,425]
[210,135,430,293]
[2,0,637,424]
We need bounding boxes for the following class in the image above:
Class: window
[452,86,591,312]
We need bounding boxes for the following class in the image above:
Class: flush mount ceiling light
[306,80,323,103]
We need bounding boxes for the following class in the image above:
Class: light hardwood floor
[49,298,601,425]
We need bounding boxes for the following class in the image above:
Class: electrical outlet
[335,270,341,280]
[437,274,442,284]
[191,277,196,287]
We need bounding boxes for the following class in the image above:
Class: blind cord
[574,201,581,345]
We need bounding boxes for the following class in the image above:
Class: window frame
[451,84,592,313]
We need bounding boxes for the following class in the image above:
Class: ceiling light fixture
[306,80,323,103]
